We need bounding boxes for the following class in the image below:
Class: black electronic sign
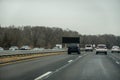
[62,37,80,43]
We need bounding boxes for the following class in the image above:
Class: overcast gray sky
[0,0,120,35]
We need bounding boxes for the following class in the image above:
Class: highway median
[0,51,66,66]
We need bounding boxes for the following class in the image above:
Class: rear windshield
[85,44,92,47]
[86,45,92,47]
[112,46,119,49]
[98,45,106,48]
[68,44,79,47]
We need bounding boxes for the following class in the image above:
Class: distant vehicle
[52,47,59,50]
[0,47,4,51]
[96,44,107,55]
[56,44,62,49]
[111,46,120,53]
[20,45,31,50]
[33,48,44,50]
[9,46,18,51]
[85,44,93,51]
[32,48,40,50]
[68,43,80,55]
[39,48,45,50]
[62,37,80,55]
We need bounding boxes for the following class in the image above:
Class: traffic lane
[45,53,120,80]
[0,52,86,80]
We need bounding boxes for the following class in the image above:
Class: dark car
[67,44,80,55]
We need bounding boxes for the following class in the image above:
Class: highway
[0,51,120,80]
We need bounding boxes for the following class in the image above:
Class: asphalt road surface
[0,51,120,80]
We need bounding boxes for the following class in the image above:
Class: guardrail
[0,49,66,57]
[0,49,67,64]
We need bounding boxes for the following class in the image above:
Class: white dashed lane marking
[79,56,82,58]
[116,61,120,64]
[34,71,52,80]
[68,60,73,63]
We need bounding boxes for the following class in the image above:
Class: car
[0,47,4,51]
[32,47,44,50]
[20,45,31,50]
[39,48,45,50]
[111,46,120,53]
[52,47,60,50]
[32,48,40,50]
[96,44,107,55]
[67,43,80,55]
[9,46,19,51]
[85,44,93,51]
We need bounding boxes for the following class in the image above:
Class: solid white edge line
[68,60,73,63]
[116,61,120,64]
[34,71,52,80]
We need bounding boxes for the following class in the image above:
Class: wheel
[68,52,71,55]
[105,52,107,55]
[96,52,98,55]
[78,52,81,54]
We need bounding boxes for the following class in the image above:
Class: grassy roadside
[0,52,66,66]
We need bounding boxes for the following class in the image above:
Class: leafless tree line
[0,25,79,49]
[0,25,120,49]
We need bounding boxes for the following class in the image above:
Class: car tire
[96,52,98,55]
[111,51,113,53]
[78,52,81,54]
[68,52,71,55]
[105,52,107,55]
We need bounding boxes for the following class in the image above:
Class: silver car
[9,46,19,51]
[111,46,120,53]
[0,47,4,51]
